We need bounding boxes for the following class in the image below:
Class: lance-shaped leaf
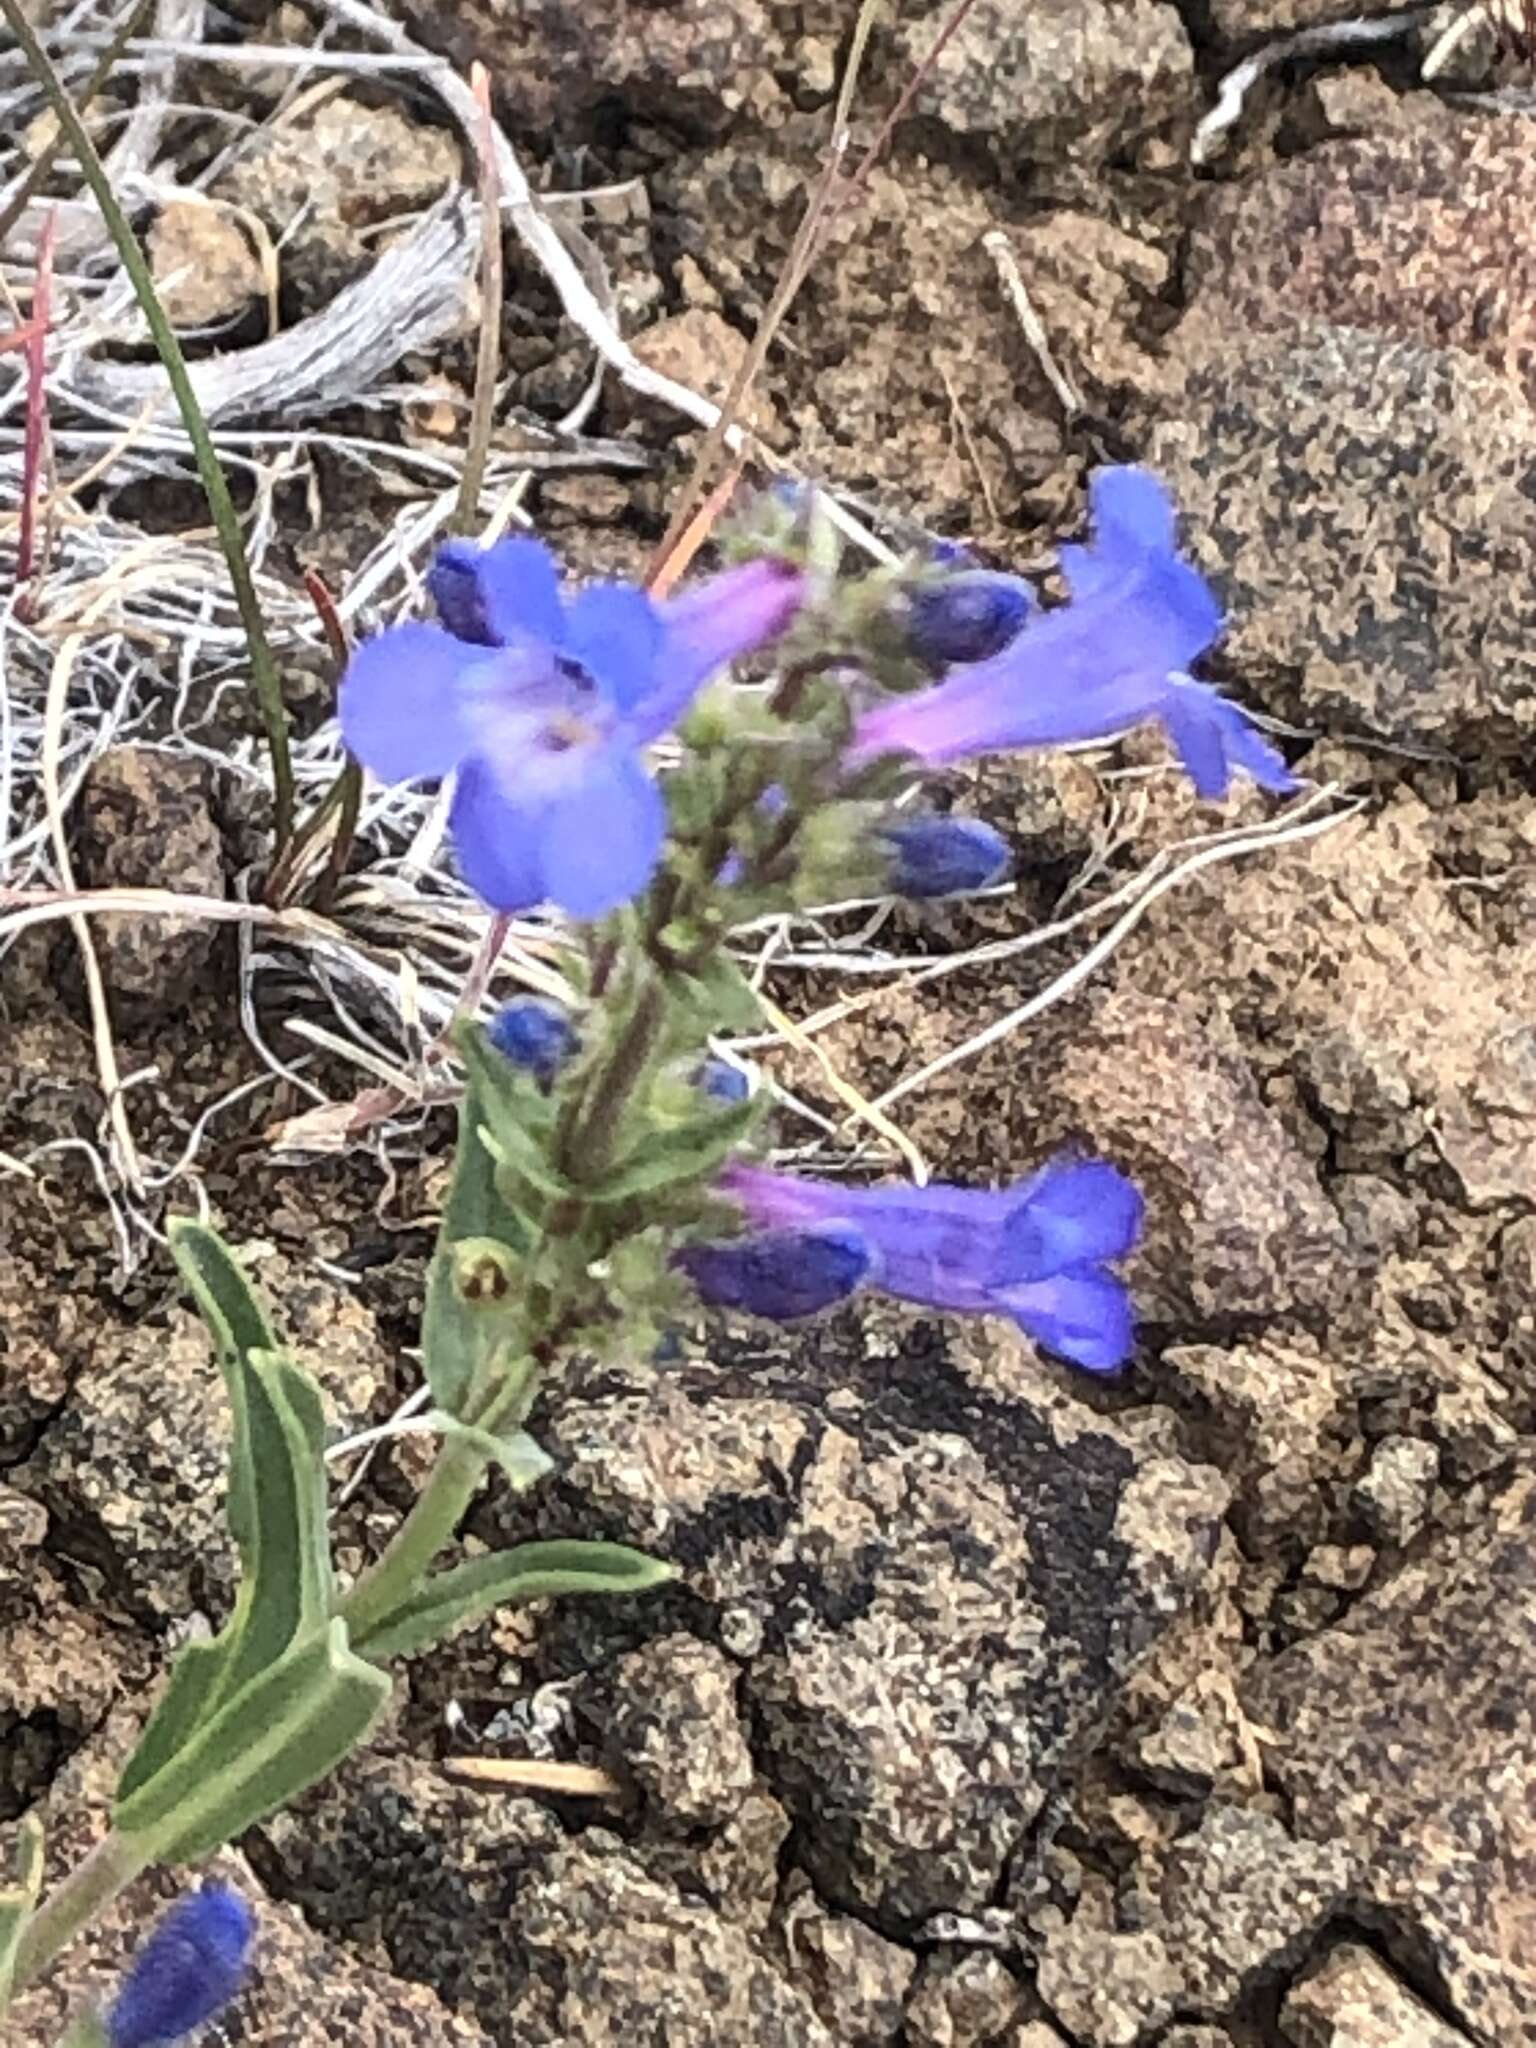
[0,1816,43,2007]
[422,1035,537,1413]
[119,1228,333,1804]
[588,1092,760,1205]
[353,1540,674,1661]
[114,1619,390,1865]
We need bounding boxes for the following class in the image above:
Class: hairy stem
[9,1831,152,2002]
[338,1433,490,1646]
[0,0,295,853]
[558,976,666,1186]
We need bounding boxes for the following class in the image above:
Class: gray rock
[779,1875,918,2046]
[16,1256,388,1619]
[4,1717,493,2045]
[508,1836,839,2046]
[608,1632,755,1828]
[1208,0,1429,40]
[1034,1807,1350,2042]
[1247,1456,1536,2045]
[895,0,1195,165]
[1149,322,1536,757]
[480,1345,1227,1931]
[1353,1435,1439,1547]
[903,1948,1030,2046]
[1186,114,1536,408]
[1283,1942,1478,2045]
[75,746,225,1019]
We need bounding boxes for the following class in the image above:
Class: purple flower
[708,1154,1144,1371]
[850,467,1294,802]
[903,570,1034,667]
[340,539,803,920]
[107,1883,254,2048]
[881,815,1011,899]
[676,1224,874,1320]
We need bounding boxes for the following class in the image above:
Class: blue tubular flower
[903,571,1035,667]
[107,1883,254,2048]
[714,1155,1144,1371]
[676,1224,875,1321]
[881,816,1012,899]
[850,467,1294,803]
[340,542,804,921]
[487,995,580,1086]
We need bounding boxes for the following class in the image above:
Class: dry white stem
[1193,9,1424,164]
[863,795,1364,1124]
[66,194,478,422]
[982,228,1082,419]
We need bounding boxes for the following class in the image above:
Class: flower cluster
[341,466,1289,1377]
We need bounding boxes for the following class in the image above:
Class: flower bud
[694,1057,752,1104]
[881,817,1011,899]
[107,1883,254,2048]
[903,572,1033,667]
[450,1237,521,1308]
[487,997,579,1087]
[427,540,500,647]
[676,1225,873,1321]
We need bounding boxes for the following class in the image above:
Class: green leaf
[166,1219,280,1552]
[0,1816,44,2007]
[422,1038,540,1413]
[353,1540,674,1661]
[428,1411,553,1491]
[589,1094,761,1205]
[114,1620,390,1865]
[122,1229,335,1804]
[666,953,762,1038]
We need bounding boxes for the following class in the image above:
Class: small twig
[441,1757,623,1800]
[0,0,296,853]
[0,0,155,251]
[40,572,151,1195]
[454,62,503,534]
[1192,9,1423,163]
[862,796,1363,1122]
[645,0,884,583]
[834,0,985,217]
[983,228,1082,420]
[16,207,54,612]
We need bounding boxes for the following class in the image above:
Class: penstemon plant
[0,466,1291,2042]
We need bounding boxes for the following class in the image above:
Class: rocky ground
[4,1,1536,2044]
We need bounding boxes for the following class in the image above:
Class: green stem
[9,1831,152,2001]
[339,1434,489,1646]
[557,975,666,1186]
[0,0,295,853]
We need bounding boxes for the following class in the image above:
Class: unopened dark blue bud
[487,997,579,1086]
[882,817,1011,900]
[694,1057,752,1104]
[676,1225,873,1321]
[428,540,499,647]
[904,573,1033,667]
[108,1883,255,2048]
